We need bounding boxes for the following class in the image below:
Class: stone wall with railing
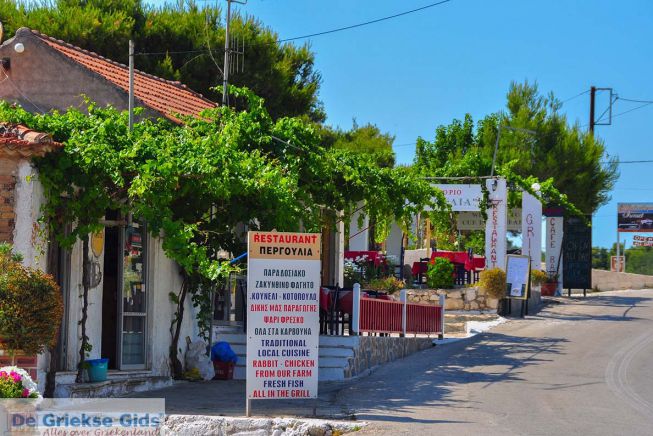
[403,287,499,312]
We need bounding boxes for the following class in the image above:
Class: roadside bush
[0,244,64,356]
[478,268,506,299]
[426,258,454,289]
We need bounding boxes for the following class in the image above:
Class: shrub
[478,268,507,299]
[365,276,406,294]
[0,366,39,398]
[531,270,548,286]
[0,246,64,356]
[426,258,454,289]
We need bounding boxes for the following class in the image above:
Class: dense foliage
[414,81,618,215]
[0,0,324,121]
[319,121,396,168]
[593,244,653,275]
[478,268,507,299]
[0,244,64,356]
[0,88,445,377]
[426,258,454,289]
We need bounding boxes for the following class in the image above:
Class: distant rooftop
[26,28,217,123]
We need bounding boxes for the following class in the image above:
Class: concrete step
[55,376,171,398]
[444,321,466,333]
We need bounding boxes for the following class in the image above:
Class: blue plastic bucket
[86,358,109,382]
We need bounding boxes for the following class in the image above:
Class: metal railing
[352,283,445,338]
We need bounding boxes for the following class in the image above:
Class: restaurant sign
[457,209,522,231]
[434,184,483,211]
[618,203,653,232]
[246,231,321,403]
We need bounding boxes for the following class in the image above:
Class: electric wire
[560,89,589,105]
[277,0,453,43]
[135,0,455,56]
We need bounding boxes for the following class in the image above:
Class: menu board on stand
[246,231,321,416]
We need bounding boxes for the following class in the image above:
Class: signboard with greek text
[433,184,483,211]
[246,231,321,401]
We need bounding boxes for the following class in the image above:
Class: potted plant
[540,272,559,296]
[530,270,547,294]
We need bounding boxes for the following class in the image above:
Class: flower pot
[541,282,558,296]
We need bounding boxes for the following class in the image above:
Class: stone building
[0,29,215,397]
[0,27,345,396]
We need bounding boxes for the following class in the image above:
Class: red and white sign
[611,256,625,272]
[633,235,653,247]
[485,178,507,270]
[247,231,321,401]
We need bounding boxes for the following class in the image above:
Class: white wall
[349,204,369,251]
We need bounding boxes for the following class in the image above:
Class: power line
[135,0,455,56]
[612,101,653,119]
[277,0,454,43]
[560,89,589,105]
[617,97,653,104]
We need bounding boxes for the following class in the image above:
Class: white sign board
[506,254,530,300]
[457,209,522,231]
[434,184,483,211]
[247,231,321,401]
[521,192,542,271]
[545,216,563,294]
[485,178,508,270]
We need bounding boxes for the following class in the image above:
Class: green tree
[0,0,324,121]
[0,87,445,379]
[415,81,619,214]
[328,121,396,168]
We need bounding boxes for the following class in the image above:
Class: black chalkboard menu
[562,215,592,290]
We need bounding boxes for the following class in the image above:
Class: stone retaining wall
[346,336,434,378]
[405,287,499,312]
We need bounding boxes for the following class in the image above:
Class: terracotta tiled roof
[0,123,62,157]
[30,29,217,123]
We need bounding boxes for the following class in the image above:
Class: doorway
[101,223,120,369]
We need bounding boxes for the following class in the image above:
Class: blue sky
[155,0,652,248]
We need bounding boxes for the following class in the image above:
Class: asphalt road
[339,289,653,435]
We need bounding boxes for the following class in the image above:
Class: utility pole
[222,0,232,106]
[589,86,596,135]
[128,40,135,131]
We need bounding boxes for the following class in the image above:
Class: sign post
[246,231,321,417]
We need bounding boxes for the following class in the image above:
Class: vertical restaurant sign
[545,216,564,293]
[246,231,321,401]
[432,184,483,211]
[521,192,542,271]
[485,178,508,270]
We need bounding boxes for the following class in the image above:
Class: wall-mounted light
[14,43,24,54]
[531,182,541,192]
